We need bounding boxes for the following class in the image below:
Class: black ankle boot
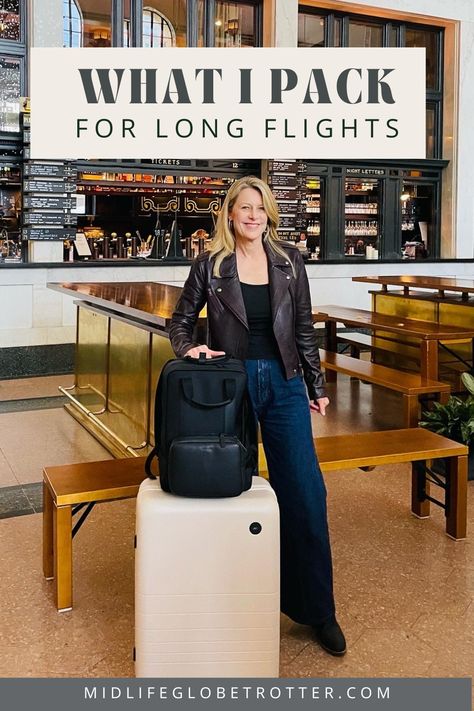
[312,618,347,656]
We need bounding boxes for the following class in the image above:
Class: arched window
[142,7,176,48]
[63,0,82,48]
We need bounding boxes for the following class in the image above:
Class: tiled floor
[0,374,473,682]
[0,374,74,402]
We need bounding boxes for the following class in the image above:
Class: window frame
[63,0,83,48]
[0,0,26,138]
[117,0,262,48]
[297,5,444,159]
[0,0,25,46]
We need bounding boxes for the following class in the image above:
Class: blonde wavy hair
[207,175,295,277]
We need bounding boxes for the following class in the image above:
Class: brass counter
[48,282,204,458]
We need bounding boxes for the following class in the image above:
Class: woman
[169,176,346,656]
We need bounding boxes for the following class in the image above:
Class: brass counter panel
[64,304,162,457]
[438,302,474,369]
[149,333,175,443]
[371,293,429,370]
[106,318,151,449]
[75,307,109,410]
[372,293,438,322]
[54,284,187,458]
[371,292,473,385]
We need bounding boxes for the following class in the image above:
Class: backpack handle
[184,353,230,364]
[181,377,236,408]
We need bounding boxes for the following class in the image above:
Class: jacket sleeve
[293,250,327,400]
[169,257,208,357]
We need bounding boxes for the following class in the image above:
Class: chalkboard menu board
[22,116,78,242]
[277,202,298,215]
[25,163,77,179]
[267,159,309,241]
[267,161,297,173]
[24,179,77,193]
[23,212,77,226]
[267,173,299,188]
[278,215,298,229]
[23,196,75,210]
[22,227,77,240]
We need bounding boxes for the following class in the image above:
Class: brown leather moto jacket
[169,240,326,400]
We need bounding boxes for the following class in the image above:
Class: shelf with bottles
[344,220,378,237]
[301,196,320,214]
[78,171,235,187]
[345,181,378,193]
[345,202,378,215]
[77,184,229,197]
[302,176,321,214]
[0,230,22,262]
[401,202,416,232]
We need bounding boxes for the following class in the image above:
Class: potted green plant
[419,372,474,480]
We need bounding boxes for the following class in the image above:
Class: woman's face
[229,187,268,244]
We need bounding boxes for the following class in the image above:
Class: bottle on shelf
[110,232,118,258]
[103,234,110,259]
[125,232,132,257]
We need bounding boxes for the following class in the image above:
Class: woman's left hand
[312,397,330,416]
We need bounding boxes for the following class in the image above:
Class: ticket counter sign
[30,47,425,160]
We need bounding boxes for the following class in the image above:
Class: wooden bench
[260,428,468,540]
[43,458,146,612]
[43,428,467,612]
[319,348,450,428]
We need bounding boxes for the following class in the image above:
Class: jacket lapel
[211,253,248,329]
[265,241,293,324]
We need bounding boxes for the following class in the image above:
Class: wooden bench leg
[411,461,430,519]
[439,391,449,405]
[53,504,73,612]
[42,482,54,580]
[420,340,438,381]
[403,394,419,428]
[446,454,468,540]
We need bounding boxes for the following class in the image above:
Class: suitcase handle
[181,377,236,408]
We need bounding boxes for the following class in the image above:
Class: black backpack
[145,354,258,497]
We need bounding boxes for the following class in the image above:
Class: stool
[42,457,147,612]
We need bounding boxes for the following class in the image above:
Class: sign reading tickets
[30,47,425,160]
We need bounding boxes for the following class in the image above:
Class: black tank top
[240,282,280,359]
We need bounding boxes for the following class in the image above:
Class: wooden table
[314,304,474,381]
[351,276,474,384]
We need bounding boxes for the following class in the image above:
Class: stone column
[27,0,65,262]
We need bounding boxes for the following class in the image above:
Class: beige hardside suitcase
[135,476,280,677]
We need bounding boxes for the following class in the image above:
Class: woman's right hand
[184,345,226,359]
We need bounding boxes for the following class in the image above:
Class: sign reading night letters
[30,48,425,160]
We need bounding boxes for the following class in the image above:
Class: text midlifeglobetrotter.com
[83,683,391,702]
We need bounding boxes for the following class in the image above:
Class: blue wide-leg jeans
[244,358,336,626]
